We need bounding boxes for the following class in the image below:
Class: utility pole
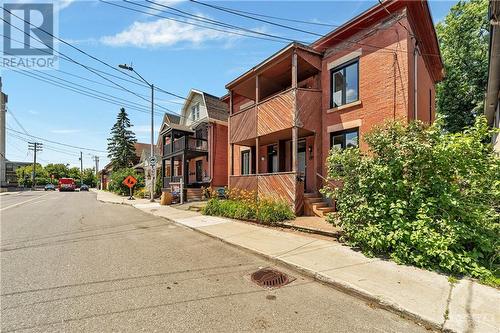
[79,151,83,187]
[118,64,155,202]
[28,142,43,190]
[93,156,99,189]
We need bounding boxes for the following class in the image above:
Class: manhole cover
[251,268,291,289]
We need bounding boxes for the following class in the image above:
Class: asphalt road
[0,191,429,332]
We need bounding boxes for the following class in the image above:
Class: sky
[1,0,458,169]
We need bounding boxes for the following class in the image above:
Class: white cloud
[100,17,234,48]
[50,129,81,134]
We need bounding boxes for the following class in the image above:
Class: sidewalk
[94,190,499,333]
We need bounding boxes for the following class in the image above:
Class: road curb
[183,225,446,333]
[98,194,449,332]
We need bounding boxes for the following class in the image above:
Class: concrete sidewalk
[94,190,499,333]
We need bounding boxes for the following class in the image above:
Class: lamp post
[118,64,155,202]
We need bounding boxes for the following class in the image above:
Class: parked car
[58,178,76,191]
[80,184,89,191]
[44,184,56,191]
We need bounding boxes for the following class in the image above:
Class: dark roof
[167,123,194,133]
[134,142,151,158]
[165,112,180,124]
[204,93,228,122]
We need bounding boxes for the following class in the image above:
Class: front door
[298,140,307,187]
[195,160,203,182]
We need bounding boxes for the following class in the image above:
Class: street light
[118,63,155,202]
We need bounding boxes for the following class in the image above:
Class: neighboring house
[160,89,228,200]
[224,0,444,215]
[4,160,31,187]
[100,142,154,190]
[485,0,500,152]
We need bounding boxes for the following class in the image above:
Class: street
[1,191,428,332]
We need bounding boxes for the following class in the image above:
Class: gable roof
[204,92,229,121]
[181,89,228,124]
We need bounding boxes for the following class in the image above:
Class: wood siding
[297,89,322,132]
[257,90,294,136]
[230,89,321,144]
[230,106,257,143]
[229,172,303,215]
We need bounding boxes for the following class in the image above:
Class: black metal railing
[187,137,208,151]
[163,136,208,156]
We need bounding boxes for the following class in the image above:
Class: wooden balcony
[164,137,208,156]
[229,88,321,144]
[229,172,304,215]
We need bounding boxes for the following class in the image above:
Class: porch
[226,43,323,215]
[161,124,210,190]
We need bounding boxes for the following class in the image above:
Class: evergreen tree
[107,108,137,169]
[435,0,489,132]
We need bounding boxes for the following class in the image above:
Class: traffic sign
[149,156,157,166]
[123,175,137,189]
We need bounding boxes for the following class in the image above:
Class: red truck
[58,178,76,191]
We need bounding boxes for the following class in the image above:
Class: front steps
[303,192,335,218]
[186,188,203,201]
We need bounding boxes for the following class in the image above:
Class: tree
[16,164,48,187]
[435,0,489,132]
[107,108,137,169]
[81,168,97,187]
[322,117,499,285]
[45,163,69,180]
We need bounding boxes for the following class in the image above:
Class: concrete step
[311,202,327,208]
[304,197,323,204]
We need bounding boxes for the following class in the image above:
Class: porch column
[292,50,299,173]
[255,74,260,103]
[170,158,174,182]
[292,127,298,173]
[229,90,233,187]
[255,137,260,174]
[229,144,234,176]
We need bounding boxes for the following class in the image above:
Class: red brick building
[160,89,228,200]
[224,0,444,215]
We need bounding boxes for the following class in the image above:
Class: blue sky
[1,0,457,169]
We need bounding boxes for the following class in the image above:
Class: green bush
[108,168,144,196]
[322,117,499,285]
[202,197,294,224]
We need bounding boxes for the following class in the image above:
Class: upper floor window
[330,128,359,150]
[330,60,359,108]
[191,103,200,121]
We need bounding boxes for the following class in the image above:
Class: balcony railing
[163,136,208,155]
[229,88,321,144]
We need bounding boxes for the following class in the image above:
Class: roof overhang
[225,42,322,90]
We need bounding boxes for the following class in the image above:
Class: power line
[1,13,175,114]
[100,0,294,44]
[7,127,107,153]
[4,67,166,116]
[186,0,324,38]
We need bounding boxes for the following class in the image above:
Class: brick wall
[212,122,228,187]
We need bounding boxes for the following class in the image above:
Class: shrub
[322,116,499,284]
[202,194,294,224]
[108,168,144,196]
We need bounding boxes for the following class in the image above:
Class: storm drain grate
[251,268,291,289]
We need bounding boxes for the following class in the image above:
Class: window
[267,144,278,173]
[330,60,359,108]
[241,150,250,175]
[330,128,359,149]
[191,103,200,121]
